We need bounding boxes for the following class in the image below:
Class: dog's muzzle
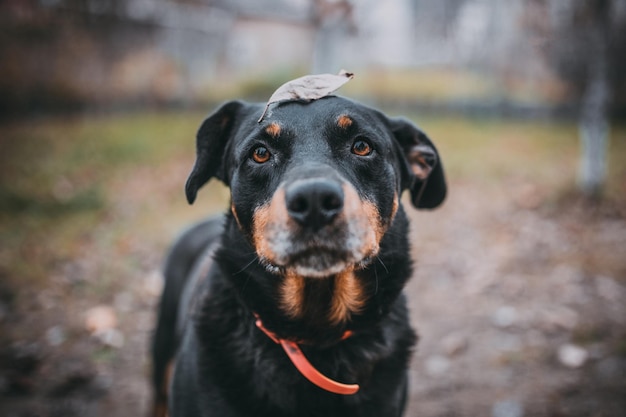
[253,177,381,278]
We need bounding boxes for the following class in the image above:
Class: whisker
[373,266,379,295]
[376,256,389,274]
[233,255,259,276]
[241,275,252,294]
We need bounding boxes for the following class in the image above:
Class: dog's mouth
[260,245,375,278]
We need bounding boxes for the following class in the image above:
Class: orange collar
[254,315,359,395]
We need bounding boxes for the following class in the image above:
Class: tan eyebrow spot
[265,122,281,138]
[337,115,353,129]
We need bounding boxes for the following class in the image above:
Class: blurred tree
[524,0,626,199]
[311,0,356,74]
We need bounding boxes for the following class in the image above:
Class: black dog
[151,95,446,417]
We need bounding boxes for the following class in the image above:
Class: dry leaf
[258,70,354,122]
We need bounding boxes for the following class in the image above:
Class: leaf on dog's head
[258,70,354,123]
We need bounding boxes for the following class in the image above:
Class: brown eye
[252,146,271,163]
[351,139,372,156]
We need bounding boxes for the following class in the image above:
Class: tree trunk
[577,22,610,199]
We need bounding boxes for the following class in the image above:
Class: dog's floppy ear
[390,117,446,209]
[185,101,244,204]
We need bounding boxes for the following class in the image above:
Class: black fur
[151,96,446,417]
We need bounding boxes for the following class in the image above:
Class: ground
[406,184,626,417]
[0,112,624,416]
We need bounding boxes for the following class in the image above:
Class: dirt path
[1,178,625,417]
[406,183,626,416]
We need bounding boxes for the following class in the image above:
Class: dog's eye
[251,146,271,164]
[351,139,373,156]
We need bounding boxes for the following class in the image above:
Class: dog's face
[185,97,445,322]
[232,99,409,280]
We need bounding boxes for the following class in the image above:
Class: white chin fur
[290,262,349,278]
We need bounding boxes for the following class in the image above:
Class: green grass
[0,110,211,290]
[0,112,199,196]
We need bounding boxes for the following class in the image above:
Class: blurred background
[0,1,625,416]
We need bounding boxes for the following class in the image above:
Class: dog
[151,92,446,417]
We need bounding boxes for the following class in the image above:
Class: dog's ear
[185,101,245,204]
[390,118,446,209]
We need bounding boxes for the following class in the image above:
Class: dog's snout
[285,180,344,229]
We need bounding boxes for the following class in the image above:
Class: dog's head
[186,97,445,329]
[186,97,445,279]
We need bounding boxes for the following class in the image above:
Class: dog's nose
[285,179,344,229]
